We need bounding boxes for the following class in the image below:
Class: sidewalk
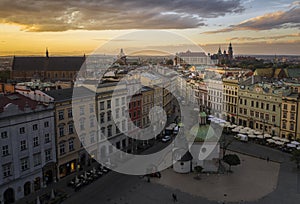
[16,163,101,204]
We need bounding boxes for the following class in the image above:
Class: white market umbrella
[257,135,264,139]
[232,129,239,133]
[239,129,248,134]
[280,138,290,143]
[254,131,262,135]
[291,141,300,145]
[50,189,55,199]
[287,143,297,148]
[248,134,257,138]
[244,127,251,130]
[230,124,237,128]
[272,136,281,141]
[267,139,275,143]
[275,141,284,145]
[297,147,300,150]
[264,134,272,138]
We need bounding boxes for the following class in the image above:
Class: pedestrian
[267,157,269,162]
[172,193,177,202]
[147,176,150,183]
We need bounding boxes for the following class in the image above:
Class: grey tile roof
[12,56,86,71]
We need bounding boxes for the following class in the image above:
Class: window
[255,112,259,118]
[59,111,64,120]
[282,121,286,129]
[20,140,27,151]
[256,102,259,108]
[291,113,295,120]
[45,134,50,143]
[68,109,73,118]
[290,123,295,131]
[251,101,254,107]
[89,104,94,113]
[69,140,74,151]
[115,98,119,107]
[239,99,242,105]
[59,126,65,137]
[44,121,49,128]
[80,106,85,115]
[90,133,95,144]
[250,110,254,116]
[100,113,105,123]
[90,118,95,128]
[20,127,25,134]
[32,124,38,131]
[107,100,111,109]
[33,154,41,167]
[1,131,8,139]
[68,124,74,134]
[239,108,243,114]
[260,113,264,119]
[243,109,247,115]
[101,127,105,139]
[21,158,29,171]
[283,104,288,110]
[291,105,296,112]
[122,107,125,117]
[116,123,121,134]
[244,99,247,106]
[115,108,120,119]
[283,112,287,119]
[273,105,276,112]
[261,103,264,109]
[265,114,269,121]
[100,102,105,110]
[107,125,112,137]
[272,116,276,122]
[59,143,65,155]
[2,145,9,156]
[80,119,85,131]
[266,104,269,110]
[45,149,52,161]
[107,111,112,121]
[2,164,11,178]
[122,97,125,105]
[33,137,39,147]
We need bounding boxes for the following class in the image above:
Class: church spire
[46,48,49,58]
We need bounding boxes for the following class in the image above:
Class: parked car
[162,135,171,142]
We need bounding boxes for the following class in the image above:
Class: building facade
[0,94,56,203]
[223,77,239,123]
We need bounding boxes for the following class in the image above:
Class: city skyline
[0,0,299,56]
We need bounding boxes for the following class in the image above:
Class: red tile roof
[0,93,40,113]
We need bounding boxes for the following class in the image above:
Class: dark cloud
[0,0,243,31]
[227,33,300,41]
[203,6,300,34]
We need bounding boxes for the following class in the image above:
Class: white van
[235,134,248,142]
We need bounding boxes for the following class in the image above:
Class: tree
[223,154,241,172]
[291,149,300,169]
[194,166,203,180]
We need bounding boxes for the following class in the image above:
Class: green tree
[291,149,300,169]
[223,154,241,172]
[194,166,203,180]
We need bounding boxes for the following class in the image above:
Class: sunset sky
[0,0,299,56]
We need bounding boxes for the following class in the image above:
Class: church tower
[228,42,233,60]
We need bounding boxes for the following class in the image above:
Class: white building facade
[0,94,56,203]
